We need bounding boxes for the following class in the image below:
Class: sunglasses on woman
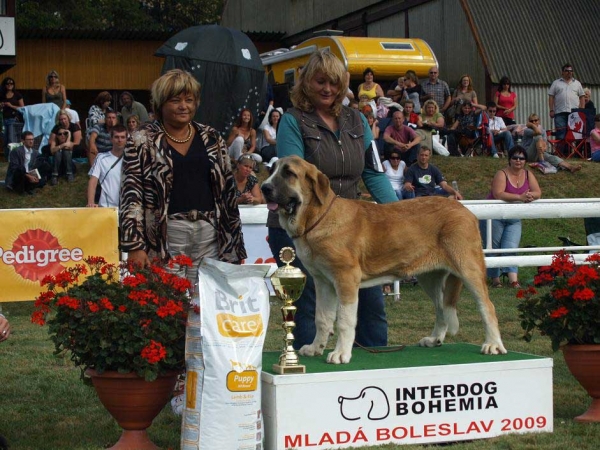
[511,156,526,161]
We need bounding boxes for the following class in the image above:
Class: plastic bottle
[452,180,459,193]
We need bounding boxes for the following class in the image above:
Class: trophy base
[272,363,306,374]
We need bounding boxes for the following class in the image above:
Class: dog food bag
[181,258,271,450]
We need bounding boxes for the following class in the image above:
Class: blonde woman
[42,70,67,109]
[420,99,448,156]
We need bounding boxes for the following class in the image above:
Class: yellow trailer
[262,34,438,85]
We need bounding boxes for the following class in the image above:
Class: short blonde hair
[422,99,440,115]
[290,49,348,116]
[150,69,201,121]
[55,109,72,124]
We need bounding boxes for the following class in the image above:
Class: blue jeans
[480,219,521,278]
[491,130,514,155]
[268,227,388,349]
[394,188,415,200]
[591,151,600,162]
[554,113,569,140]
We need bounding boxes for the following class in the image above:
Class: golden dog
[261,156,507,364]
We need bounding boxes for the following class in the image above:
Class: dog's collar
[291,195,338,239]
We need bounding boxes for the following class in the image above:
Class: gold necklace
[162,123,193,144]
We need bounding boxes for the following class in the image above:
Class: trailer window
[381,42,414,51]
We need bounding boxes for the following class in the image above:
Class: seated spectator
[383,150,414,200]
[365,112,379,140]
[120,91,149,124]
[420,99,448,156]
[533,139,582,173]
[227,108,262,164]
[486,101,513,158]
[404,146,462,199]
[88,111,119,166]
[260,108,281,162]
[65,99,80,127]
[88,91,113,129]
[591,114,600,162]
[447,101,478,156]
[402,100,423,129]
[50,127,75,184]
[126,114,141,135]
[46,110,85,158]
[234,154,264,205]
[383,109,421,164]
[87,125,127,208]
[5,131,50,195]
[403,71,423,113]
[386,76,407,103]
[521,113,545,153]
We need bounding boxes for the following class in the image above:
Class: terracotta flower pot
[86,369,179,450]
[562,344,600,423]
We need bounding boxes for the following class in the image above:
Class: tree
[16,0,224,32]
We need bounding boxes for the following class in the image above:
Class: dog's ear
[308,169,331,206]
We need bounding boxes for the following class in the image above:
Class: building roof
[462,0,600,85]
[17,28,174,41]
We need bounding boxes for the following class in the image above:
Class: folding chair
[460,111,492,157]
[547,111,587,159]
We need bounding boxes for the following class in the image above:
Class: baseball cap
[66,99,72,106]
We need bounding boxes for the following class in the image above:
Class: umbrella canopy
[156,25,267,138]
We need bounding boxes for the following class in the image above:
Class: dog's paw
[481,341,508,355]
[299,344,323,357]
[418,336,443,348]
[326,350,352,364]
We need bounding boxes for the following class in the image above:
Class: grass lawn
[1,154,600,449]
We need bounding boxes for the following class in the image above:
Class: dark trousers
[267,227,388,350]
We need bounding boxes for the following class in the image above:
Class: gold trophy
[271,247,307,374]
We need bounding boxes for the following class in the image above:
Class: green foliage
[518,251,600,351]
[16,0,224,32]
[31,255,193,381]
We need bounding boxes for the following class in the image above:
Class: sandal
[492,281,503,288]
[509,281,522,289]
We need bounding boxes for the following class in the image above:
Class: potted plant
[31,255,193,449]
[517,250,600,423]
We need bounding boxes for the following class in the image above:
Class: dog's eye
[283,167,296,178]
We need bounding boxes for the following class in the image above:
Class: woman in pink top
[590,114,600,162]
[494,76,518,126]
[482,145,542,288]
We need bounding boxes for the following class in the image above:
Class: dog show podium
[261,344,553,449]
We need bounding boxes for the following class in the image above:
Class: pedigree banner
[0,208,119,302]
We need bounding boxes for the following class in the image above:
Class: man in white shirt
[65,100,81,127]
[87,124,126,208]
[548,63,585,140]
[486,102,514,158]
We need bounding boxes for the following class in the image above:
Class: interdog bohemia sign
[0,208,119,302]
[261,348,553,449]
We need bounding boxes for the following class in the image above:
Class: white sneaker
[493,154,499,158]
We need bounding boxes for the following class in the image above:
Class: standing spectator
[226,108,261,164]
[88,110,118,166]
[403,70,423,113]
[87,125,126,208]
[486,101,513,158]
[386,75,407,103]
[482,146,541,288]
[120,91,149,124]
[0,77,25,153]
[452,74,486,111]
[589,114,600,162]
[422,66,451,114]
[5,131,50,194]
[383,150,413,200]
[42,70,67,109]
[87,91,113,128]
[404,146,462,198]
[494,76,518,126]
[584,88,595,110]
[383,109,421,164]
[120,68,246,282]
[268,49,397,351]
[548,63,585,140]
[65,100,80,127]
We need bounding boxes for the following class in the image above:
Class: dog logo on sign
[338,386,390,421]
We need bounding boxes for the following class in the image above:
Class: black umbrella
[156,25,267,137]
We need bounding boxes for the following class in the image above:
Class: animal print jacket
[120,121,246,263]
